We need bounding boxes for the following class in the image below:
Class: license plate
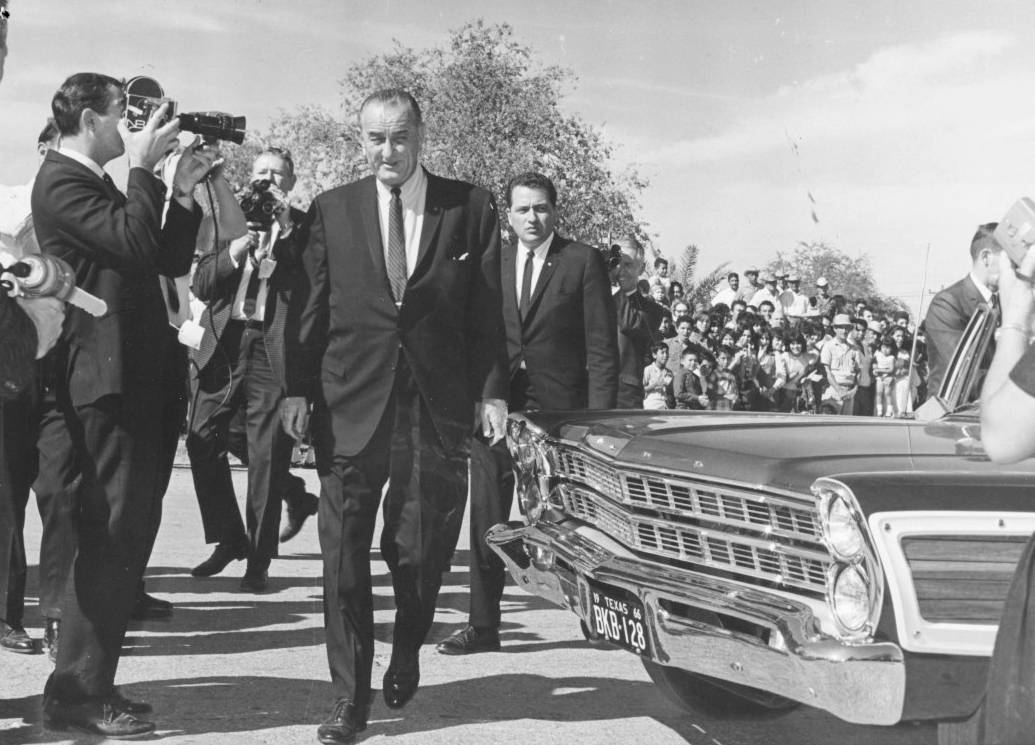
[587,582,650,656]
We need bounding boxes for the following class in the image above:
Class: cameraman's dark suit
[32,150,199,702]
[615,289,660,408]
[466,235,618,631]
[187,207,305,572]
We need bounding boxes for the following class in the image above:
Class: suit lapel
[359,179,393,298]
[525,235,563,324]
[415,173,443,273]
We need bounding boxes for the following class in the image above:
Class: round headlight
[518,481,544,524]
[507,421,538,473]
[831,564,871,633]
[825,495,864,559]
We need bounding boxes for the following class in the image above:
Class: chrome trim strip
[869,511,1035,656]
[488,519,905,726]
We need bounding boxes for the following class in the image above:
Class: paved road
[0,467,936,745]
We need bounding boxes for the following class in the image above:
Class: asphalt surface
[0,466,937,745]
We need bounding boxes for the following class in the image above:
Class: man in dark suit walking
[436,171,618,657]
[279,89,507,745]
[925,222,1001,395]
[31,72,212,738]
[187,147,314,592]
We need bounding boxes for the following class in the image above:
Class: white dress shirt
[230,224,290,322]
[375,167,428,277]
[514,233,555,301]
[57,146,106,180]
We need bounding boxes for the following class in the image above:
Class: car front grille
[552,447,831,593]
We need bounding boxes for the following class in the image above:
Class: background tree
[671,243,729,310]
[221,20,647,247]
[768,241,907,318]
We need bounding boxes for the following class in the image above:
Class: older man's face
[360,100,423,187]
[615,245,644,294]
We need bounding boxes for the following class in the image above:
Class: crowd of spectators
[640,270,927,416]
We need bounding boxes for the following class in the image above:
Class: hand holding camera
[119,101,181,172]
[170,138,220,202]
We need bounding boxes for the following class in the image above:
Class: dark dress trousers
[468,236,618,629]
[31,150,199,703]
[285,171,506,708]
[924,275,986,396]
[187,209,305,566]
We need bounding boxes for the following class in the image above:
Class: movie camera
[125,75,246,145]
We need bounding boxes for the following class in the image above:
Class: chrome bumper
[487,519,906,726]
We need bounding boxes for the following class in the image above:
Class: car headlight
[814,484,865,561]
[518,480,545,523]
[507,418,539,473]
[830,564,872,633]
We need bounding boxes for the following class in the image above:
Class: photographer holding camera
[186,147,311,593]
[33,72,215,738]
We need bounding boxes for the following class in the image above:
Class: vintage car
[486,305,1031,742]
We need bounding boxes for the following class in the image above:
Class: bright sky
[3,0,1035,317]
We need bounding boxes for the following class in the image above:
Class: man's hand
[228,232,255,265]
[171,138,219,207]
[16,296,64,358]
[480,397,508,445]
[280,396,309,441]
[998,248,1035,329]
[268,183,294,232]
[120,102,181,172]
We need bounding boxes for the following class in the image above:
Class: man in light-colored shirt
[712,271,740,309]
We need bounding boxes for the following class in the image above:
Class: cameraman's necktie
[242,255,261,319]
[386,187,406,304]
[519,248,535,320]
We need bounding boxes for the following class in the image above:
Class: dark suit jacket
[286,171,507,455]
[191,206,306,390]
[501,235,618,410]
[924,274,987,396]
[31,150,200,406]
[615,290,657,408]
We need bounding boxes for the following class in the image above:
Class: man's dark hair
[727,272,739,281]
[654,257,668,268]
[260,146,294,177]
[969,222,999,261]
[650,342,668,356]
[51,72,123,136]
[505,171,557,207]
[759,300,775,312]
[38,119,59,146]
[731,299,746,310]
[358,88,422,126]
[674,315,692,328]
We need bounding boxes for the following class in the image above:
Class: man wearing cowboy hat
[815,277,835,317]
[820,313,863,414]
[782,274,809,329]
[736,266,762,303]
[750,273,785,327]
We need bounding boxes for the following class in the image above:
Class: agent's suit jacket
[286,171,507,456]
[191,206,306,390]
[924,274,988,396]
[615,289,658,409]
[31,150,200,406]
[501,235,618,410]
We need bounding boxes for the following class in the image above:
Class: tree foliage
[221,20,647,246]
[767,241,906,317]
[671,243,728,311]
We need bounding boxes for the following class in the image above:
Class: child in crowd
[712,345,739,411]
[893,341,917,417]
[673,349,709,409]
[643,343,673,409]
[873,336,896,417]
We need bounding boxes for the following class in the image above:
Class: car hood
[529,409,993,493]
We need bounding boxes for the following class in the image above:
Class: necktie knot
[391,186,401,199]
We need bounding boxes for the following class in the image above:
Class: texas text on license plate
[587,581,650,656]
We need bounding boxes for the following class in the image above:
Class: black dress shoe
[382,651,420,709]
[110,688,153,715]
[240,559,270,593]
[280,492,319,543]
[0,622,38,654]
[316,698,368,745]
[131,591,173,621]
[436,624,500,655]
[44,618,59,663]
[191,540,248,577]
[43,695,156,739]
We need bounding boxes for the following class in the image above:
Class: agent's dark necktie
[519,248,535,319]
[242,254,261,319]
[386,187,407,304]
